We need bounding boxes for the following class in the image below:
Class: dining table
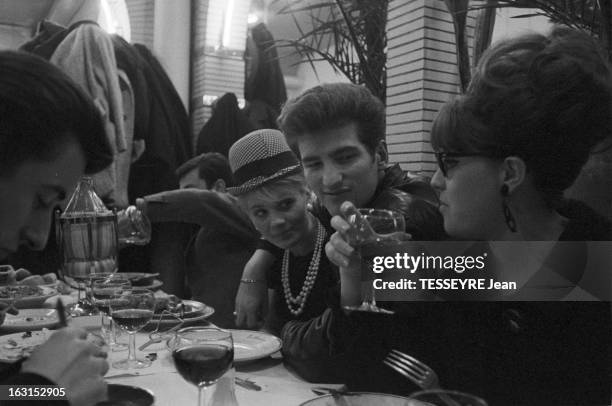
[69,314,340,406]
[0,284,344,405]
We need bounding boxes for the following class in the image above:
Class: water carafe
[56,177,118,314]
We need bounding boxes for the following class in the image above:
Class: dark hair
[0,51,113,175]
[278,83,386,156]
[176,152,234,187]
[431,27,612,206]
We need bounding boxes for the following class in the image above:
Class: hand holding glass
[343,207,406,313]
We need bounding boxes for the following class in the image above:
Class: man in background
[137,153,258,328]
[177,152,233,191]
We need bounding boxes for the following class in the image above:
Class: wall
[191,0,250,141]
[385,0,475,174]
[125,0,154,49]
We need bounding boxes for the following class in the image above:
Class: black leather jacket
[312,164,446,240]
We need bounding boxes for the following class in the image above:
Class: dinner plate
[119,272,160,287]
[96,384,155,406]
[156,299,208,319]
[144,301,214,331]
[300,392,422,406]
[230,330,282,363]
[1,286,59,309]
[0,309,62,333]
[0,330,51,363]
[139,279,163,291]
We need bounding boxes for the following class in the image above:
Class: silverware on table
[105,372,157,379]
[235,377,261,391]
[138,322,185,351]
[383,349,438,389]
[383,349,461,406]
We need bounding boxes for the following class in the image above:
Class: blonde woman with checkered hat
[228,129,339,337]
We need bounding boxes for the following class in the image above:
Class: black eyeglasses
[434,152,491,177]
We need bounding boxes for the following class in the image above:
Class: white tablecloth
[70,316,339,406]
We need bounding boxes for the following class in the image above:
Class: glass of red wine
[171,327,234,406]
[92,275,131,350]
[110,287,155,369]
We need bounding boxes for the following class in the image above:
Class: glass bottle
[56,177,118,315]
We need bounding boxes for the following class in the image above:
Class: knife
[105,372,156,379]
[235,377,261,391]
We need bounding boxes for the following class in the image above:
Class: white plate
[144,301,214,331]
[230,330,282,363]
[119,272,160,287]
[140,279,163,291]
[0,309,61,333]
[300,393,420,406]
[0,286,58,309]
[156,299,208,319]
[0,330,51,363]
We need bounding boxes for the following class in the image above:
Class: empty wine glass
[110,287,155,369]
[92,275,131,350]
[170,327,234,406]
[344,208,406,313]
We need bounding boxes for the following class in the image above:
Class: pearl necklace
[281,219,325,316]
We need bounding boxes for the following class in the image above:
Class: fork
[138,321,184,350]
[384,349,462,406]
[383,349,439,389]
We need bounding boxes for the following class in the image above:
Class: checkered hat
[227,129,302,195]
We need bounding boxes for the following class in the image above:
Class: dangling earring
[501,184,517,232]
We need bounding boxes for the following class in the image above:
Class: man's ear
[212,179,226,193]
[375,140,388,167]
[500,156,526,193]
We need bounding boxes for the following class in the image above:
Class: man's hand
[22,327,109,406]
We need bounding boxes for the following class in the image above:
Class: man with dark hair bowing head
[0,51,113,405]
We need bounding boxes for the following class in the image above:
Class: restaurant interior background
[1,0,610,211]
[0,0,610,285]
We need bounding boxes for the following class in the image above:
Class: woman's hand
[234,249,274,328]
[22,327,109,406]
[234,281,267,329]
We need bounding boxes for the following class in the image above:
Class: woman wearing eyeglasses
[323,27,612,404]
[429,28,611,243]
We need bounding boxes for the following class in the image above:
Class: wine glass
[409,389,488,406]
[110,287,156,369]
[171,327,234,406]
[117,206,151,246]
[345,208,406,313]
[91,275,131,350]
